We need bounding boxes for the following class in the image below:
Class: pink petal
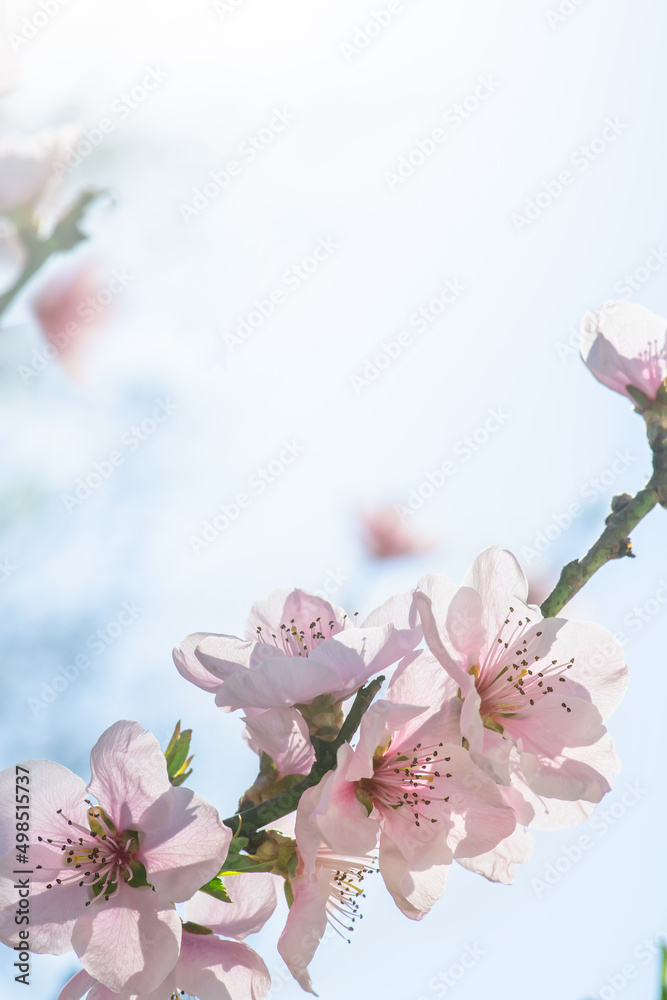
[177,933,272,1000]
[581,301,667,400]
[306,747,380,860]
[444,586,487,659]
[57,969,96,1000]
[243,708,315,777]
[72,881,181,994]
[216,653,340,711]
[277,866,332,995]
[245,588,349,641]
[519,732,620,804]
[88,722,172,833]
[462,546,530,633]
[378,831,449,919]
[387,650,462,746]
[412,585,469,687]
[457,825,533,883]
[0,875,82,953]
[139,786,231,902]
[185,876,278,940]
[361,589,420,631]
[173,633,249,693]
[309,623,421,696]
[345,700,427,783]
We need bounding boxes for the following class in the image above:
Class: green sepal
[87,806,117,839]
[355,787,374,816]
[182,921,214,935]
[125,860,152,889]
[627,384,652,411]
[219,857,276,875]
[199,877,232,904]
[284,878,294,909]
[164,721,194,786]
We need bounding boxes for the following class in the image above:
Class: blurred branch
[0,190,99,322]
[541,410,667,618]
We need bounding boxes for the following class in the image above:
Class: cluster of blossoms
[6,301,667,997]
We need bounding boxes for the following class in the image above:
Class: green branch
[223,675,385,837]
[541,410,667,618]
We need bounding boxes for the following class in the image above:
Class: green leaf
[164,722,194,786]
[199,877,232,904]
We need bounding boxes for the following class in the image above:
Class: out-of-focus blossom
[413,546,628,824]
[581,300,667,404]
[30,258,109,378]
[174,588,421,777]
[0,124,83,295]
[0,721,231,995]
[0,36,17,97]
[295,684,516,923]
[359,505,435,559]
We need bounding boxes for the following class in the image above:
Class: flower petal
[243,708,315,777]
[456,825,533,883]
[139,786,231,902]
[185,876,278,940]
[72,881,181,994]
[87,722,172,833]
[178,932,272,1000]
[278,866,331,995]
[173,633,250,693]
[378,831,449,919]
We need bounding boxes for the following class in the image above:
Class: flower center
[35,803,149,902]
[254,613,357,657]
[316,849,376,943]
[471,606,575,731]
[358,740,451,828]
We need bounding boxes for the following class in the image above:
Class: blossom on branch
[413,546,628,825]
[174,588,421,776]
[581,300,667,405]
[0,721,231,994]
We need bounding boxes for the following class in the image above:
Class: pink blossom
[278,845,377,995]
[581,300,667,403]
[58,929,271,1000]
[0,125,82,213]
[31,258,109,379]
[359,506,434,559]
[0,721,232,994]
[413,547,628,817]
[295,672,517,924]
[174,588,421,776]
